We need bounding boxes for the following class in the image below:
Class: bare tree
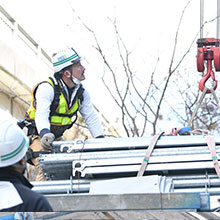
[70,1,197,136]
[168,65,220,133]
[71,0,220,136]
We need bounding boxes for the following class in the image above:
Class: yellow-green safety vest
[26,77,82,127]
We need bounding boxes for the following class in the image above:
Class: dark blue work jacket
[0,168,53,212]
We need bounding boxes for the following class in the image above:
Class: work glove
[40,132,55,151]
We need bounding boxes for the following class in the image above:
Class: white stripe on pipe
[212,212,220,217]
[187,212,208,220]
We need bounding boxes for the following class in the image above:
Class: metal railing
[0,5,53,75]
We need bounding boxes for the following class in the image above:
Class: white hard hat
[0,119,29,167]
[52,47,82,73]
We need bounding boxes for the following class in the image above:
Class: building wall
[0,5,53,119]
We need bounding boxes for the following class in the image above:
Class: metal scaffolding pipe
[200,0,204,38]
[39,144,220,180]
[32,173,220,196]
[51,135,220,153]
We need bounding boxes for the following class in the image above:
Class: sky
[0,0,202,54]
[0,0,218,135]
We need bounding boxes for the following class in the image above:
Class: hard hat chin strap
[71,77,81,85]
[70,69,81,85]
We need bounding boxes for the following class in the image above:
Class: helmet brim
[71,56,82,65]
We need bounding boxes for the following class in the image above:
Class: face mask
[71,75,81,85]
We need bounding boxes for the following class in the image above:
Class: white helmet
[52,47,82,73]
[0,119,29,167]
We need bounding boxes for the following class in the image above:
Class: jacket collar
[0,168,33,189]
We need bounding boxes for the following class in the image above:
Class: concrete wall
[0,5,53,119]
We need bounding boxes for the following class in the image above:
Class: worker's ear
[12,157,26,174]
[63,70,71,79]
[19,157,26,166]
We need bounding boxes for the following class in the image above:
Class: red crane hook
[199,59,218,93]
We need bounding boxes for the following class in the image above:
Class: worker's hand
[40,133,55,151]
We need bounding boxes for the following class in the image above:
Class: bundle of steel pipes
[32,173,220,195]
[38,135,220,180]
[34,135,220,211]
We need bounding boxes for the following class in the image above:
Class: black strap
[18,118,38,136]
[72,84,84,105]
[49,76,85,119]
[49,76,61,119]
[26,147,51,165]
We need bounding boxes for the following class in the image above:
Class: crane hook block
[196,38,220,72]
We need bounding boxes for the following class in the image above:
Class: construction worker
[0,119,53,211]
[24,47,104,181]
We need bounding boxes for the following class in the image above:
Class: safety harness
[48,76,84,126]
[24,75,84,136]
[20,75,85,163]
